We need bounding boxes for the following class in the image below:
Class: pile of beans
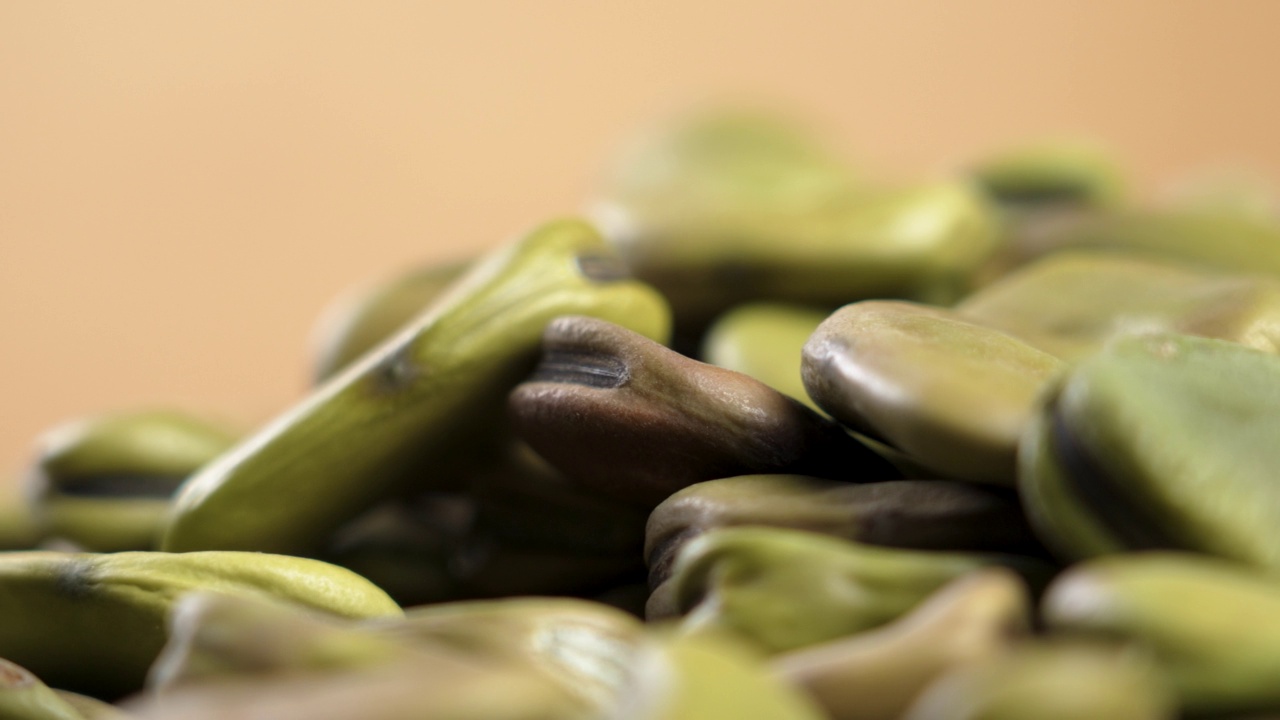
[4,110,1280,719]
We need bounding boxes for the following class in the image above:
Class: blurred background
[3,0,1280,478]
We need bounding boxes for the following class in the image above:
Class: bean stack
[4,110,1280,719]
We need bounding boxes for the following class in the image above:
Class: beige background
[4,1,1280,482]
